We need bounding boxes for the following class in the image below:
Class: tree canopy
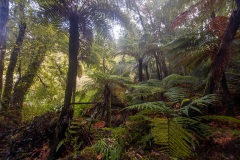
[1,0,240,159]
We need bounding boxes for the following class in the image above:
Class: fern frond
[199,115,240,125]
[125,101,166,111]
[163,87,188,102]
[151,118,193,159]
[181,94,218,116]
[161,74,199,89]
[131,84,164,98]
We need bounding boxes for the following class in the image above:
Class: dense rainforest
[1,0,240,159]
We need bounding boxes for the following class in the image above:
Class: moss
[80,146,98,160]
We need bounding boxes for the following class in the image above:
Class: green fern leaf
[151,118,193,159]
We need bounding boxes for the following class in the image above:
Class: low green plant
[150,117,194,159]
[95,138,122,160]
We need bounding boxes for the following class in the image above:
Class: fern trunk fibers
[0,0,9,103]
[2,5,26,111]
[71,75,77,104]
[207,5,240,115]
[48,14,79,160]
[8,47,45,126]
[138,58,143,82]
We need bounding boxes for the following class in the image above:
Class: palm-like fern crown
[162,31,220,74]
[79,73,133,103]
[38,0,130,71]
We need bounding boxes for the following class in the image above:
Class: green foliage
[125,101,177,116]
[131,83,164,99]
[181,94,218,116]
[161,74,199,88]
[128,75,201,103]
[95,138,122,160]
[163,87,188,103]
[199,115,240,125]
[150,117,193,159]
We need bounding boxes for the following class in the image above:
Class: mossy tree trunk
[2,3,26,111]
[8,46,45,126]
[0,0,9,103]
[48,14,79,160]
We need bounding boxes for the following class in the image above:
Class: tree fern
[161,74,199,88]
[181,94,218,116]
[130,84,164,99]
[150,118,193,159]
[163,87,188,103]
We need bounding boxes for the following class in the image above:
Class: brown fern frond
[206,16,229,38]
[171,0,223,30]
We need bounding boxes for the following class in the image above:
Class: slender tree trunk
[48,14,79,160]
[7,47,45,126]
[145,65,149,80]
[155,53,161,80]
[138,58,143,82]
[2,3,26,111]
[0,0,9,103]
[159,51,168,78]
[72,83,76,104]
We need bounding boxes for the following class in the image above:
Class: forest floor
[1,109,240,160]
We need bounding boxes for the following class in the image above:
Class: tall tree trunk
[0,0,9,103]
[138,58,143,82]
[145,65,149,80]
[2,3,26,111]
[48,14,79,160]
[206,3,240,115]
[210,7,240,84]
[159,51,168,78]
[7,46,45,126]
[155,53,162,80]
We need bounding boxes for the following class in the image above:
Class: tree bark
[159,51,168,78]
[145,65,149,80]
[138,58,143,82]
[210,8,240,84]
[0,0,9,103]
[2,3,26,111]
[48,14,79,160]
[155,53,162,80]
